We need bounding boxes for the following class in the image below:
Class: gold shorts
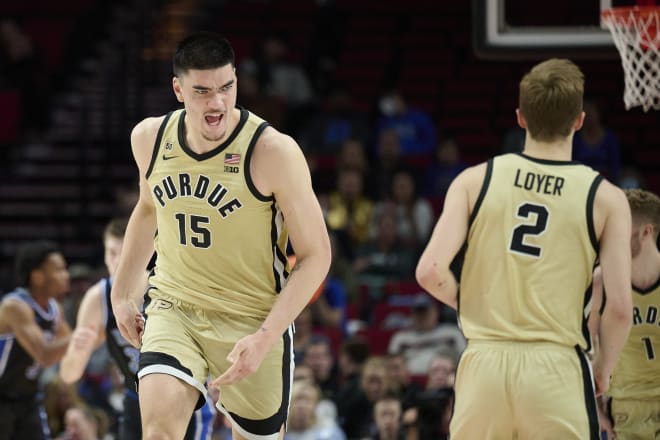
[139,290,293,439]
[450,340,599,439]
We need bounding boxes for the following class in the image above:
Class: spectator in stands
[368,128,409,201]
[293,306,315,364]
[325,168,374,258]
[400,348,457,440]
[56,404,108,440]
[300,85,370,156]
[353,211,417,294]
[62,263,96,327]
[371,392,406,440]
[237,67,284,129]
[240,32,315,136]
[376,90,436,156]
[572,99,622,181]
[385,353,422,411]
[388,294,466,375]
[425,347,458,391]
[423,136,468,198]
[337,356,390,438]
[371,169,435,249]
[303,334,340,401]
[309,273,348,336]
[335,336,371,406]
[43,376,87,438]
[285,380,346,440]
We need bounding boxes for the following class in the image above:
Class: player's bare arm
[592,181,633,395]
[416,162,487,309]
[213,127,332,386]
[111,116,162,348]
[60,281,105,383]
[0,298,70,367]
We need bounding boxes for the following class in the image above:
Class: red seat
[356,328,396,355]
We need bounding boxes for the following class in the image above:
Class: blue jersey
[0,288,60,400]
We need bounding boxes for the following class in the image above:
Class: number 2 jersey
[609,279,660,400]
[145,108,290,318]
[0,288,60,400]
[460,153,601,350]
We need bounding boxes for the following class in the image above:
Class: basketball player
[111,32,331,440]
[59,218,215,439]
[416,58,632,439]
[0,241,71,440]
[590,189,660,440]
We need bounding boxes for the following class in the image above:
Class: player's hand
[596,395,615,439]
[113,300,143,348]
[70,325,97,351]
[209,332,271,387]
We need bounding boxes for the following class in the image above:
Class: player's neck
[27,287,50,309]
[631,245,660,289]
[522,137,573,162]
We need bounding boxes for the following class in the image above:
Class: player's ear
[172,77,184,103]
[574,111,586,131]
[515,109,527,129]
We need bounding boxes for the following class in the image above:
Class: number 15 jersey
[460,153,601,349]
[146,108,290,319]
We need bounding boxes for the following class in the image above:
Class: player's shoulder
[595,178,628,211]
[253,125,301,160]
[131,115,169,146]
[452,161,489,191]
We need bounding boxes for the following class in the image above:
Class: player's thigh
[515,347,598,440]
[205,314,294,439]
[140,294,209,401]
[611,399,660,440]
[139,373,200,438]
[449,345,514,439]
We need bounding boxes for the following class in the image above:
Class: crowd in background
[0,7,646,440]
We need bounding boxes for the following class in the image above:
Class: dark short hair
[15,240,60,287]
[173,32,235,77]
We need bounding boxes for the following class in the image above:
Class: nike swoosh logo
[162,155,178,160]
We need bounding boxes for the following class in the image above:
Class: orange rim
[601,6,660,23]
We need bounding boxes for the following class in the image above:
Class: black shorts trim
[574,346,600,440]
[224,326,292,436]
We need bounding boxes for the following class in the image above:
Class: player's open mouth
[205,114,223,126]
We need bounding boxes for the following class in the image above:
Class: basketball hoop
[601,6,660,111]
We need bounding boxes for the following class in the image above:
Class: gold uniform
[609,280,660,440]
[139,108,293,440]
[450,153,602,440]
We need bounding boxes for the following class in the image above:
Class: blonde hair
[625,189,660,239]
[519,58,584,142]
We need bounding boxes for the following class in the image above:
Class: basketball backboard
[472,0,638,59]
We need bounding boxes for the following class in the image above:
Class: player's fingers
[212,364,243,386]
[119,322,140,348]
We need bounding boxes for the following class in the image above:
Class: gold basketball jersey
[609,280,660,400]
[460,153,601,349]
[145,108,290,318]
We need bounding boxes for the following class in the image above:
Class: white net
[601,7,660,111]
